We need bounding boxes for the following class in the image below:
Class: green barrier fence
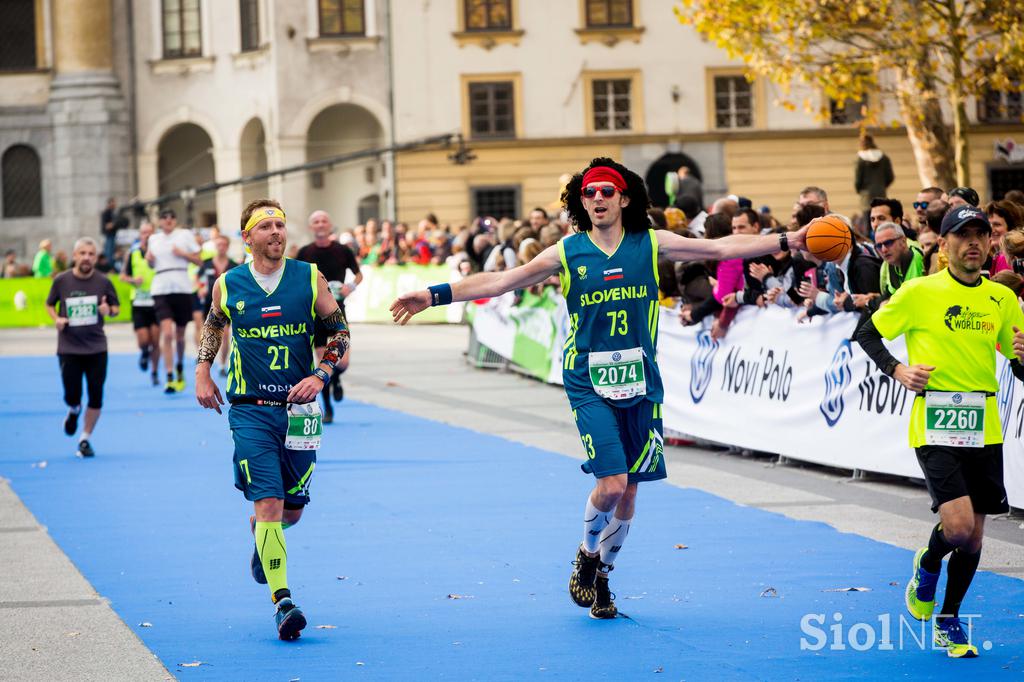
[0,275,133,328]
[0,264,461,328]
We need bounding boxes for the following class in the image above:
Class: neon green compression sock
[254,521,289,600]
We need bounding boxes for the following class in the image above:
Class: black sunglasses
[912,201,929,210]
[874,237,902,250]
[582,186,618,199]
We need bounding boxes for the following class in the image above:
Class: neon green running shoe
[934,617,979,658]
[906,547,939,621]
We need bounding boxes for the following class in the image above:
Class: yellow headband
[244,207,286,233]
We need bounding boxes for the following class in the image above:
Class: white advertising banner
[467,295,1024,507]
[659,306,922,479]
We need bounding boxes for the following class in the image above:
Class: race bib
[589,347,646,401]
[285,401,323,450]
[925,391,985,448]
[133,290,154,307]
[66,295,98,327]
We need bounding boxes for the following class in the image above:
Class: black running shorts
[915,444,1008,515]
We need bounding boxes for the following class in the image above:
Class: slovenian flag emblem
[261,305,282,318]
[603,268,624,281]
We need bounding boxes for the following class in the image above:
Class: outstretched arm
[390,245,563,325]
[655,227,808,263]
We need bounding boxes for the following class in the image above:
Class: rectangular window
[319,0,365,37]
[713,75,753,129]
[468,82,515,139]
[592,78,632,132]
[585,0,633,28]
[163,0,203,59]
[472,186,520,220]
[0,0,36,70]
[239,0,260,51]
[465,0,512,31]
[978,87,1023,124]
[829,97,865,125]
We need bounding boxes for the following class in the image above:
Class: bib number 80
[302,417,317,435]
[934,409,978,430]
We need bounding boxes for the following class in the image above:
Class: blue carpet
[2,354,1023,680]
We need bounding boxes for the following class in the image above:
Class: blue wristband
[313,367,331,383]
[428,283,453,307]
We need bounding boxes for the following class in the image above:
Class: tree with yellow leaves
[676,0,1024,188]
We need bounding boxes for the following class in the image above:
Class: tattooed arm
[195,275,228,413]
[318,307,351,369]
[285,271,352,404]
[197,308,229,365]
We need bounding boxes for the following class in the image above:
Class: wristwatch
[312,367,331,383]
[778,233,790,252]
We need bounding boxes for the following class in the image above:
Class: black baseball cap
[940,205,991,236]
[947,186,980,207]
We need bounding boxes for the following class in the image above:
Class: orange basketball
[805,215,853,262]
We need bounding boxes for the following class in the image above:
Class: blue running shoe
[906,547,939,620]
[275,598,306,641]
[934,617,979,658]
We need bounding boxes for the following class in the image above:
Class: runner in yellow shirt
[856,205,1024,658]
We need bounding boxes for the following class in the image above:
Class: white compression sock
[598,516,632,569]
[80,431,91,443]
[583,497,612,554]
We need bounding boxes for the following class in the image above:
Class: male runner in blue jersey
[392,158,808,618]
[195,199,350,640]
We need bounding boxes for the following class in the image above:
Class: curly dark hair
[561,157,651,233]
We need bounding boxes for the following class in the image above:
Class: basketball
[805,215,853,262]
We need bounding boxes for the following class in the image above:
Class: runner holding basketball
[391,157,808,619]
[856,206,1024,658]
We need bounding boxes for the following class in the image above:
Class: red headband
[581,166,626,192]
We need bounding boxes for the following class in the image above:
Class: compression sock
[583,496,612,555]
[598,515,632,569]
[939,548,981,621]
[922,523,957,574]
[255,521,289,601]
[79,431,91,443]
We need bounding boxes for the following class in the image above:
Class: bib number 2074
[594,364,638,385]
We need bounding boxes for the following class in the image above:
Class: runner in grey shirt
[45,238,120,458]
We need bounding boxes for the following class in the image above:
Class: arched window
[2,145,43,218]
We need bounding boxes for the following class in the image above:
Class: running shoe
[63,410,78,436]
[275,598,307,641]
[569,546,599,608]
[934,617,979,658]
[76,440,95,458]
[249,515,267,584]
[151,372,159,386]
[138,352,148,372]
[174,374,186,392]
[906,547,939,621]
[590,570,617,619]
[332,375,344,402]
[163,383,177,394]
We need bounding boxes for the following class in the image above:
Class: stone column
[48,0,132,252]
[213,148,244,236]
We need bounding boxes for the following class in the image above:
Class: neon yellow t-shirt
[872,268,1024,447]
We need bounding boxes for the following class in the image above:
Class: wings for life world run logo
[689,330,719,403]
[820,339,853,427]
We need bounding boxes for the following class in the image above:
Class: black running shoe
[332,375,344,402]
[139,352,148,372]
[151,372,159,386]
[569,546,600,608]
[63,410,78,436]
[590,570,617,619]
[275,598,307,641]
[76,440,95,458]
[249,515,267,584]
